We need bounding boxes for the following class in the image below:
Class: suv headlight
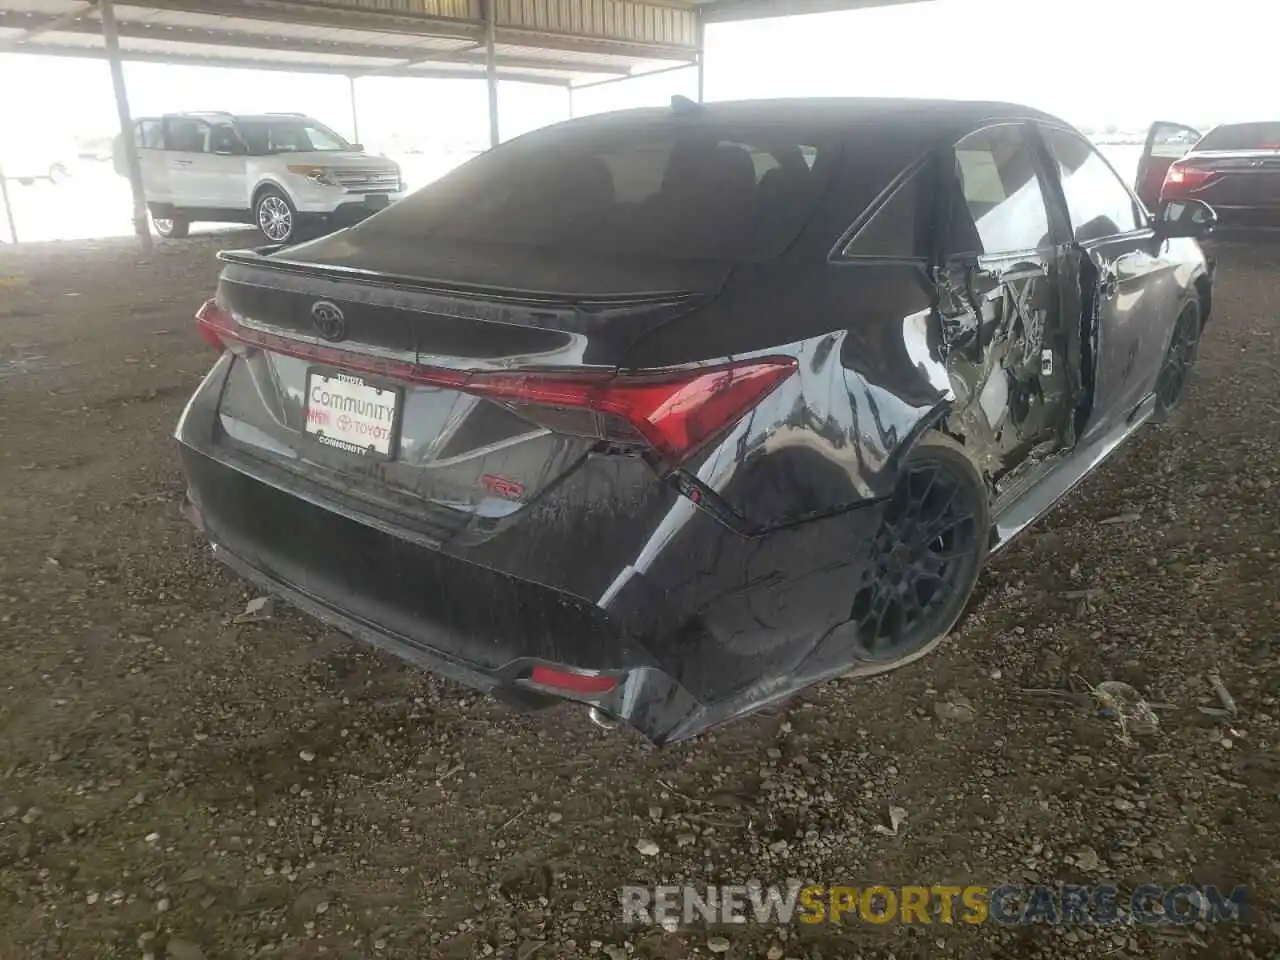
[287,164,339,187]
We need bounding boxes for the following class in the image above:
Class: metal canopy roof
[0,0,927,248]
[695,0,925,22]
[0,0,702,87]
[0,0,924,87]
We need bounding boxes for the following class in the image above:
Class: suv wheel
[256,188,297,243]
[152,214,190,239]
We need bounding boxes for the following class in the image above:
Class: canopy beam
[98,0,152,252]
[0,161,16,243]
[485,0,499,148]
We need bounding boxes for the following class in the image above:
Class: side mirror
[349,143,364,152]
[1156,198,1217,239]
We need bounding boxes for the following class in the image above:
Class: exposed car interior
[937,125,1072,490]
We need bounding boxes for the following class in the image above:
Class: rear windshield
[1196,122,1280,151]
[358,118,839,262]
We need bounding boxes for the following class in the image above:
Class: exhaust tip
[587,706,620,731]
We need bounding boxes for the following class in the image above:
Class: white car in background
[1,140,73,185]
[113,112,404,243]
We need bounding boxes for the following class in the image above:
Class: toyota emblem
[310,301,346,342]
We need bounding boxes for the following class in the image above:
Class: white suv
[113,112,404,243]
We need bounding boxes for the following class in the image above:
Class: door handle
[172,159,193,166]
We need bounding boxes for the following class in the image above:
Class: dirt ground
[0,232,1277,960]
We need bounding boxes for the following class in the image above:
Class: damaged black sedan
[178,98,1215,744]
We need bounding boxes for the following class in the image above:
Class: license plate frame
[303,368,403,461]
[364,193,390,210]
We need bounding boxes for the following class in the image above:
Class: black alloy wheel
[1155,300,1202,418]
[849,433,989,665]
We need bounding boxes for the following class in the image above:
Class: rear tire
[255,188,297,244]
[152,214,190,239]
[843,431,990,675]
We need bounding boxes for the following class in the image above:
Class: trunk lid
[281,228,737,301]
[1181,149,1280,207]
[208,245,725,543]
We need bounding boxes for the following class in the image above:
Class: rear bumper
[180,445,708,741]
[1198,203,1280,230]
[175,359,889,744]
[209,530,508,694]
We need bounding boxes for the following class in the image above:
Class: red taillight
[194,298,797,466]
[467,360,797,464]
[195,298,453,383]
[1162,162,1216,196]
[528,666,620,695]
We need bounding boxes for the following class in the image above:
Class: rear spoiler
[215,247,704,308]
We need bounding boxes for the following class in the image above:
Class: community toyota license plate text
[304,370,400,458]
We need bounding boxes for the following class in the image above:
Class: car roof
[231,114,318,123]
[1204,120,1280,129]
[148,113,319,123]
[559,97,1063,133]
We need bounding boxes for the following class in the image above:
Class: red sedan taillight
[468,358,797,464]
[195,298,796,468]
[1162,161,1217,198]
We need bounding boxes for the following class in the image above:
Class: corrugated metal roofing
[495,0,697,47]
[694,0,926,21]
[0,0,923,85]
[0,0,707,85]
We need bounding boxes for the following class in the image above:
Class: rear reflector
[528,666,621,695]
[195,298,796,466]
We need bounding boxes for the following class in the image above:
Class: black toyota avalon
[178,97,1215,743]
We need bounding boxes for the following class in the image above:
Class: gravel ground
[0,233,1277,960]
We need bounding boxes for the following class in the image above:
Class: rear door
[1135,120,1201,209]
[115,119,169,203]
[162,117,212,208]
[204,123,251,211]
[939,122,1076,467]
